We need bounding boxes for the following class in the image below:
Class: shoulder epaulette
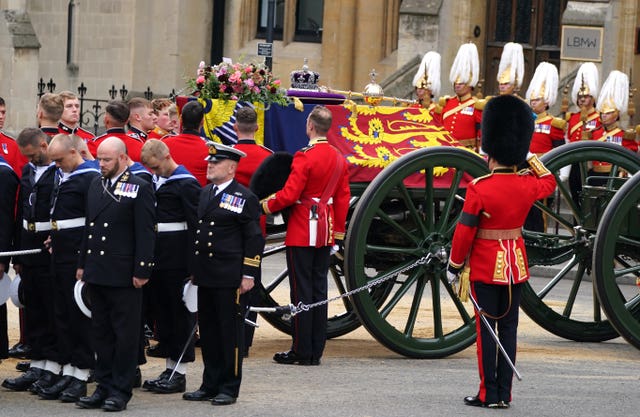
[438,96,450,107]
[635,124,640,135]
[551,117,567,130]
[300,145,313,153]
[624,129,637,140]
[471,172,493,184]
[565,112,572,121]
[432,104,443,115]
[474,98,487,111]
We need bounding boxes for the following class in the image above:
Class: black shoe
[102,396,127,412]
[211,393,236,405]
[132,367,141,388]
[29,370,59,394]
[273,350,312,365]
[142,369,172,391]
[146,343,169,358]
[463,395,487,407]
[183,389,216,401]
[151,373,186,394]
[2,367,42,391]
[8,343,31,359]
[38,375,73,400]
[16,361,30,372]
[76,388,108,409]
[59,378,87,403]
[496,400,510,409]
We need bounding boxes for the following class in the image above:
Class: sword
[0,248,43,257]
[468,292,523,381]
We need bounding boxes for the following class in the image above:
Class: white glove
[447,269,459,285]
[330,244,339,256]
[558,165,571,183]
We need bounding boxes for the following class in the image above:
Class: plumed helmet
[449,43,479,87]
[571,62,599,105]
[497,42,525,88]
[481,95,534,166]
[412,51,442,97]
[525,62,559,106]
[596,70,629,115]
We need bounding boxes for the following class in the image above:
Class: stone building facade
[0,0,638,133]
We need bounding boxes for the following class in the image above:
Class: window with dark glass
[257,0,285,40]
[294,0,324,43]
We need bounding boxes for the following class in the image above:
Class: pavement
[0,251,639,416]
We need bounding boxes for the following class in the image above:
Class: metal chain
[286,253,435,317]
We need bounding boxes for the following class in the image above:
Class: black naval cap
[205,141,247,162]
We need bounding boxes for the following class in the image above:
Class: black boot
[1,367,42,391]
[59,378,87,403]
[150,372,186,394]
[29,370,60,394]
[142,369,171,390]
[38,375,73,400]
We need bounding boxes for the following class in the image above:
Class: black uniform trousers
[88,283,143,402]
[197,286,243,398]
[286,245,331,361]
[0,303,7,359]
[22,264,57,362]
[471,281,523,404]
[150,270,196,363]
[52,263,94,370]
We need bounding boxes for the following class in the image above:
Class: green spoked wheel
[257,195,365,339]
[593,172,640,349]
[345,147,489,358]
[521,141,640,342]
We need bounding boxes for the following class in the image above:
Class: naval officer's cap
[205,141,246,162]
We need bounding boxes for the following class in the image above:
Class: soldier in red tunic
[411,51,442,124]
[163,101,209,186]
[593,70,638,154]
[566,63,601,143]
[448,95,556,409]
[262,105,350,365]
[438,43,484,151]
[89,101,144,162]
[57,91,95,141]
[526,63,566,156]
[127,98,156,143]
[0,97,28,177]
[496,42,525,97]
[148,98,176,140]
[524,62,567,232]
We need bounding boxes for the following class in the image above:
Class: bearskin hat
[249,151,293,199]
[481,95,534,166]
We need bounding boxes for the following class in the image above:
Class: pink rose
[244,79,255,87]
[196,75,205,84]
[273,79,281,86]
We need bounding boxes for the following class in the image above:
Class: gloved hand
[331,239,344,259]
[447,264,462,285]
[446,269,459,285]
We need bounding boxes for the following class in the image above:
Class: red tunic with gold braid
[566,109,601,142]
[262,138,350,247]
[88,128,143,162]
[449,168,556,285]
[530,113,566,155]
[440,93,483,149]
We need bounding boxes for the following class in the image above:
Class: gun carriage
[245,98,640,358]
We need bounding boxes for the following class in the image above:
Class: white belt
[22,219,52,232]
[52,217,86,230]
[157,222,188,232]
[297,197,333,204]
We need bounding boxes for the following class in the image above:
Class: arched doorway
[484,0,567,97]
